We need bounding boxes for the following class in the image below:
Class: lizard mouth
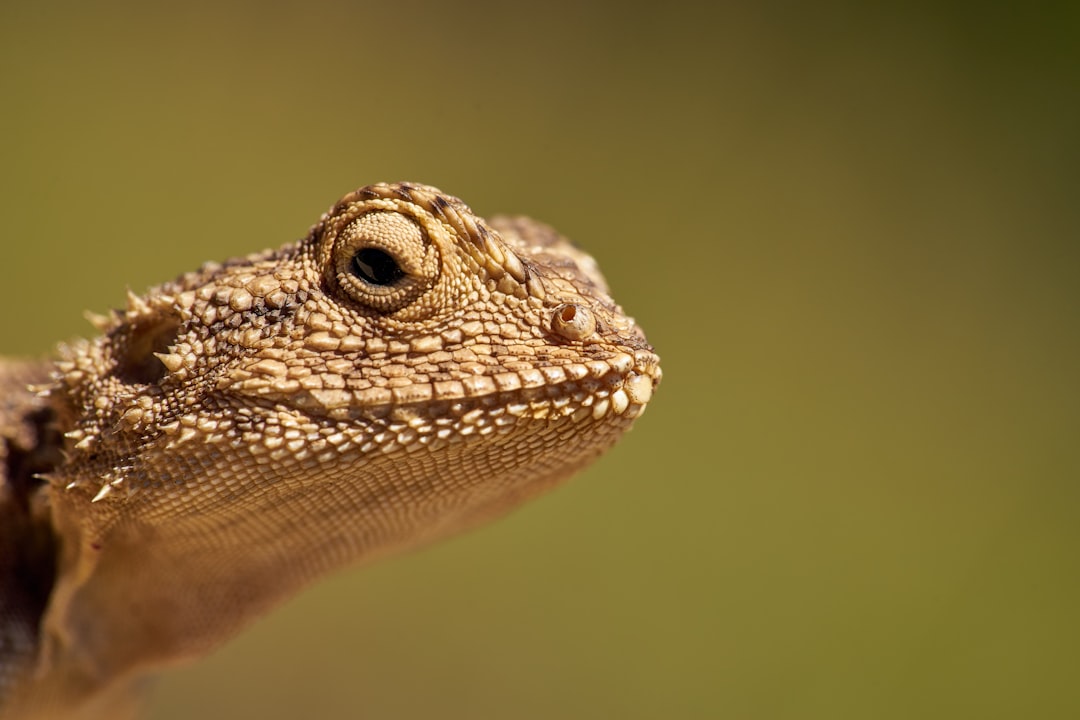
[470,348,662,427]
[211,348,659,466]
[542,348,660,422]
[263,347,661,426]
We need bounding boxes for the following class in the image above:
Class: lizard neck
[31,414,600,713]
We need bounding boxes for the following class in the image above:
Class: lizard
[0,182,661,719]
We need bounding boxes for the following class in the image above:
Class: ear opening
[112,313,182,386]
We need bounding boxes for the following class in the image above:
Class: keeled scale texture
[0,182,659,719]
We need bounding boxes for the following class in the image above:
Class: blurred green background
[2,1,1078,718]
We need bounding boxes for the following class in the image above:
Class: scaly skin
[0,182,660,719]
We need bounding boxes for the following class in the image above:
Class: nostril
[550,303,597,341]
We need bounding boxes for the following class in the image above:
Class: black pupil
[351,248,405,286]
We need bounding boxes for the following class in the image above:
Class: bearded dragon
[0,182,660,719]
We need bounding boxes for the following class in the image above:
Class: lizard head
[8,181,662,715]
[37,183,659,683]
[52,181,660,575]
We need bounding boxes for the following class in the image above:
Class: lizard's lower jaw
[37,348,659,699]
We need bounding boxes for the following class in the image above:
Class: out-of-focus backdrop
[2,2,1078,718]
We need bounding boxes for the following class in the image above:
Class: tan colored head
[40,183,659,689]
[6,182,662,717]
[56,182,659,528]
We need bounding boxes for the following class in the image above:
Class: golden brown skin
[0,183,660,719]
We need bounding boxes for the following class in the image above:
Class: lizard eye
[329,210,441,315]
[351,248,405,286]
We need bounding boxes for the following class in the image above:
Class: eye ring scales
[330,210,441,315]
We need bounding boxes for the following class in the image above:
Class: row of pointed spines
[30,288,178,504]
